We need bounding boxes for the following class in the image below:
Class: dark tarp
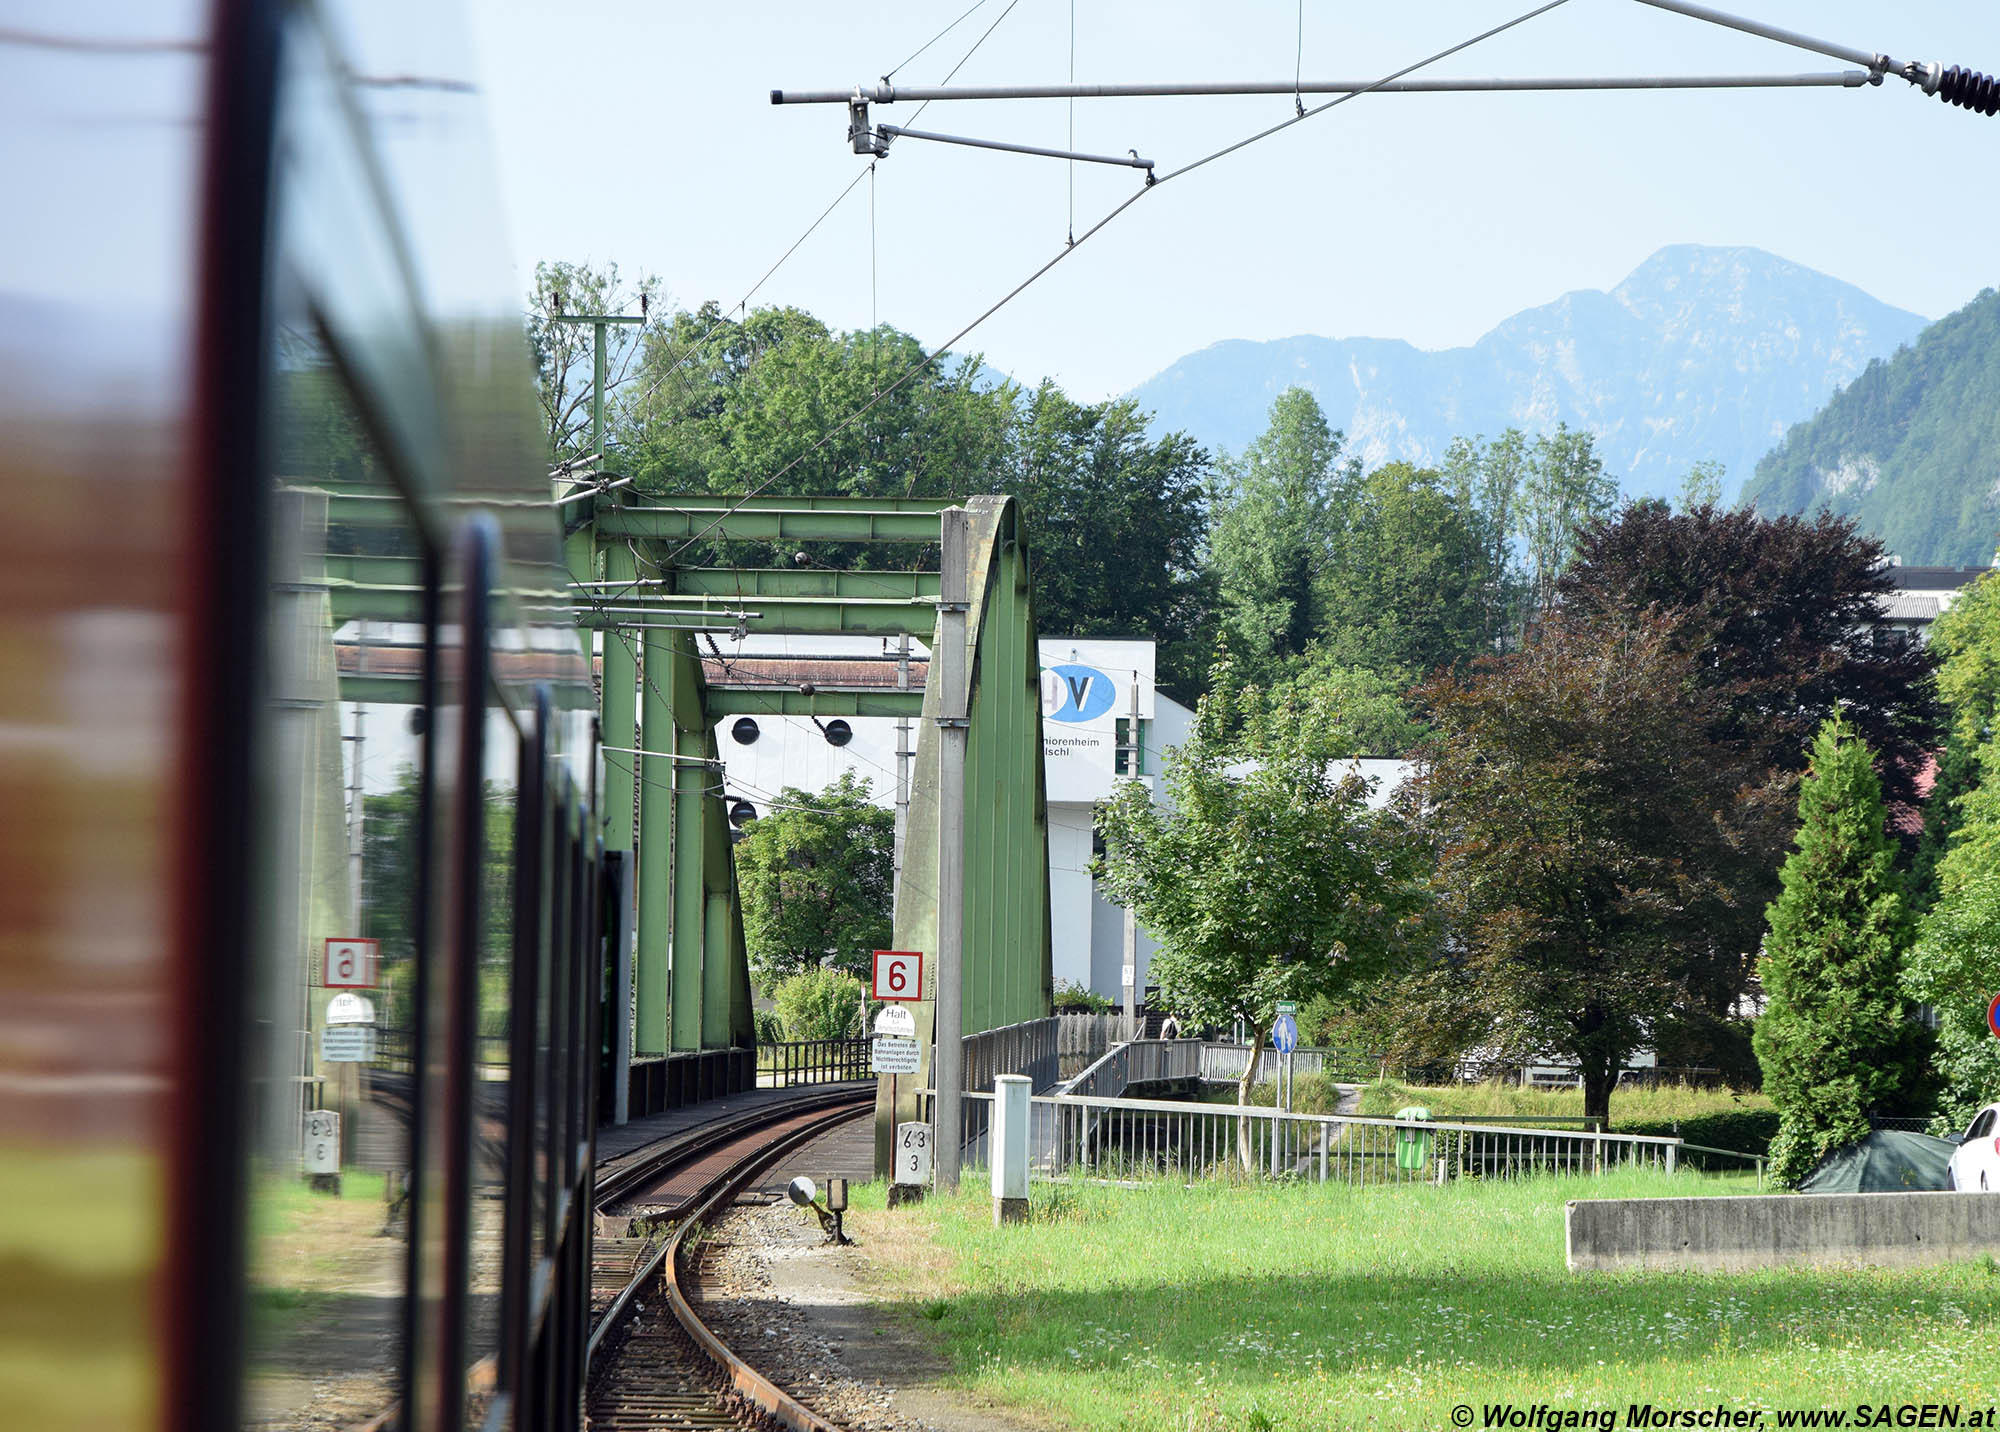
[1799,1129,1956,1193]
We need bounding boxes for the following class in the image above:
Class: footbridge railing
[1061,1038,1204,1099]
[934,1087,1684,1187]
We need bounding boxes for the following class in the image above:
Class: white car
[1946,1103,2000,1190]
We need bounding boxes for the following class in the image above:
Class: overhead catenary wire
[631,0,1025,442]
[882,0,992,83]
[626,163,874,417]
[669,0,1578,570]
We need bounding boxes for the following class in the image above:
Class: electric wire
[1066,0,1075,244]
[626,164,874,418]
[654,0,1574,570]
[883,0,992,82]
[903,0,1025,133]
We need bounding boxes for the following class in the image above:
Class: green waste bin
[1395,1105,1434,1171]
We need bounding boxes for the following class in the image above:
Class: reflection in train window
[242,319,425,1431]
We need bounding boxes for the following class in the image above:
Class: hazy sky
[464,2,2000,400]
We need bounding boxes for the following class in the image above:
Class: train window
[240,317,428,1431]
[465,703,522,1425]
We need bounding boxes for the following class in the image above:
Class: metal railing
[1057,1011,1132,1076]
[1062,1038,1204,1098]
[755,1038,871,1087]
[961,1016,1059,1093]
[927,1086,1684,1187]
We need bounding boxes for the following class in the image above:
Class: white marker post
[992,1074,1031,1224]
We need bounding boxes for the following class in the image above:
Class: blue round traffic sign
[1272,1013,1299,1054]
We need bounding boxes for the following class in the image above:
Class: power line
[627,164,874,419]
[662,0,1576,570]
[903,0,1024,133]
[882,0,991,82]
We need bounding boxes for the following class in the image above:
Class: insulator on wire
[1937,66,2000,116]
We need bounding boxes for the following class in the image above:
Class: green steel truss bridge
[327,486,1054,1180]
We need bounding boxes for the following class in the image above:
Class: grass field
[1198,1076,1771,1127]
[1355,1079,1774,1124]
[852,1169,2000,1431]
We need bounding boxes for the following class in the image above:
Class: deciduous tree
[1095,672,1427,1162]
[1321,461,1491,681]
[1414,614,1785,1123]
[526,259,665,465]
[1008,382,1215,700]
[732,772,894,989]
[1208,388,1352,684]
[1516,423,1616,616]
[1559,503,1940,811]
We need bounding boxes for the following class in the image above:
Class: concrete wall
[1567,1191,2000,1273]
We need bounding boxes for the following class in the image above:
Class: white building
[705,634,1192,1000]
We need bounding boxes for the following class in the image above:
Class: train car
[2,3,607,1429]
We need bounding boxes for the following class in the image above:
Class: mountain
[1740,288,2000,567]
[1127,245,1927,504]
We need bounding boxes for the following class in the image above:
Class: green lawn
[1197,1075,1771,1127]
[854,1169,2000,1431]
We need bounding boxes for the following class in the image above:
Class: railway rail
[587,1088,874,1431]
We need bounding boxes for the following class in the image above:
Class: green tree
[1208,388,1352,684]
[1441,429,1529,650]
[1675,459,1725,513]
[1517,423,1617,615]
[1259,648,1427,758]
[1321,460,1491,680]
[1905,873,2000,1139]
[1753,717,1921,1186]
[1008,381,1215,700]
[1914,572,2000,909]
[1095,669,1426,1160]
[1907,574,2000,1128]
[732,772,894,989]
[526,259,665,465]
[771,966,868,1042]
[1415,614,1785,1124]
[623,307,1014,547]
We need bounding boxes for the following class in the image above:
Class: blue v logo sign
[1042,664,1116,723]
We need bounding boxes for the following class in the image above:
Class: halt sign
[872,949,923,1002]
[326,992,375,1025]
[323,937,379,989]
[874,1005,916,1038]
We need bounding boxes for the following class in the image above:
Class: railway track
[586,1089,873,1432]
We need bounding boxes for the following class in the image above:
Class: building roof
[1878,593,1942,622]
[1885,564,1995,593]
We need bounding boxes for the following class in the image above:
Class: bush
[1612,1109,1779,1156]
[753,1008,785,1046]
[1053,979,1113,1013]
[771,966,866,1042]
